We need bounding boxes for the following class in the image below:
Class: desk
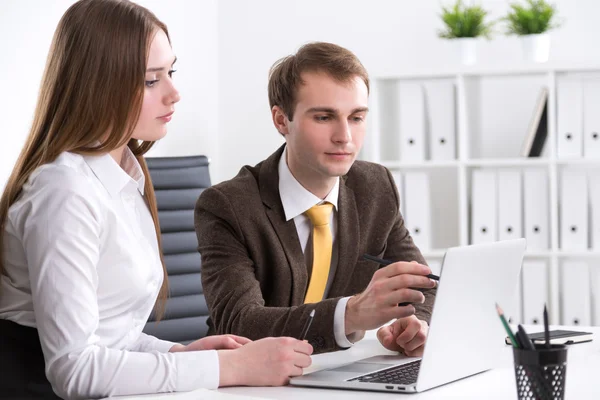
[111,325,600,400]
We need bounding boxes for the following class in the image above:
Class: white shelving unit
[361,62,600,326]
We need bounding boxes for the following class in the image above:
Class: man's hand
[345,261,436,335]
[169,334,252,352]
[377,315,429,357]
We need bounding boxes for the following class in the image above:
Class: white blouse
[0,149,218,399]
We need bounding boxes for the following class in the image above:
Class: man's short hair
[268,42,370,121]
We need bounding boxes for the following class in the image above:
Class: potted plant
[504,0,560,62]
[438,0,495,65]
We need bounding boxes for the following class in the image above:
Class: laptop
[291,238,527,394]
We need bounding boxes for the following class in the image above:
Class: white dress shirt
[278,148,360,348]
[0,149,218,399]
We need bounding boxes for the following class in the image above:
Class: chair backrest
[143,155,211,344]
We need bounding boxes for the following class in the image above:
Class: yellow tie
[304,203,334,304]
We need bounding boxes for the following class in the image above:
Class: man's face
[280,72,369,185]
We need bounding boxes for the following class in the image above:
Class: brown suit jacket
[194,145,436,353]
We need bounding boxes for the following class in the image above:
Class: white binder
[403,172,432,250]
[560,168,588,250]
[522,260,548,326]
[557,78,583,159]
[523,169,550,250]
[471,169,498,244]
[391,171,405,217]
[424,81,456,161]
[506,273,523,325]
[427,258,442,277]
[590,265,600,326]
[590,171,600,250]
[497,170,523,242]
[561,260,591,326]
[398,82,427,162]
[583,78,600,158]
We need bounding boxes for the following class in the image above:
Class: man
[195,42,437,355]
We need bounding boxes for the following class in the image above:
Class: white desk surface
[109,325,600,400]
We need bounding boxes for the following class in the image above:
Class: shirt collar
[84,146,145,197]
[278,146,339,222]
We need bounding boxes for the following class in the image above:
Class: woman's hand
[169,334,252,352]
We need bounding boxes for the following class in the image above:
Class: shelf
[418,249,600,258]
[554,250,600,257]
[382,158,551,169]
[524,251,553,257]
[382,160,459,169]
[368,64,600,326]
[375,62,600,81]
[556,158,600,166]
[465,158,550,167]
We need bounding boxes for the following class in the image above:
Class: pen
[517,324,535,350]
[301,309,315,340]
[543,304,550,349]
[362,254,440,281]
[496,303,519,348]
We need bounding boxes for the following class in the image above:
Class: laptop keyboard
[348,360,421,385]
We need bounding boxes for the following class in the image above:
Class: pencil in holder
[512,344,568,400]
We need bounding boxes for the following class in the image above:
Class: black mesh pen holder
[513,344,568,400]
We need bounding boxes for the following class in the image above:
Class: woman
[0,1,312,399]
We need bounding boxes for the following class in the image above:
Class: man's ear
[271,106,290,136]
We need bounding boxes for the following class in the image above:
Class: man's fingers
[386,274,437,291]
[403,334,427,352]
[379,261,431,279]
[396,321,421,347]
[377,325,403,352]
[376,325,392,344]
[389,304,416,320]
[404,345,426,357]
[388,288,426,306]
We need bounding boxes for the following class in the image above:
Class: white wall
[0,0,218,187]
[216,0,600,182]
[2,0,600,185]
[138,0,219,164]
[1,0,71,189]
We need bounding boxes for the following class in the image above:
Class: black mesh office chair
[143,155,211,344]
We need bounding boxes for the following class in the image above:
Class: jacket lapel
[259,145,308,305]
[329,177,360,297]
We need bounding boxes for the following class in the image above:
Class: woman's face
[132,29,180,142]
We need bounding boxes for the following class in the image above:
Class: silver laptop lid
[416,238,526,392]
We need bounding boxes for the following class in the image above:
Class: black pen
[543,304,550,349]
[301,309,315,340]
[517,324,535,350]
[362,254,440,281]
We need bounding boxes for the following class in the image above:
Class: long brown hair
[0,0,170,317]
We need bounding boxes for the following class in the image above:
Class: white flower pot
[455,38,478,66]
[522,33,551,63]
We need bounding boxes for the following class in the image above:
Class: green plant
[438,0,495,39]
[504,0,560,35]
